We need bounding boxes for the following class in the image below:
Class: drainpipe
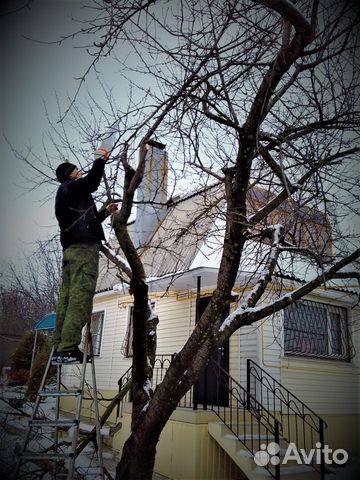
[193,276,201,410]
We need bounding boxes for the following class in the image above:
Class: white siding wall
[261,311,285,383]
[65,292,194,391]
[229,329,240,383]
[260,293,360,415]
[91,292,131,390]
[156,296,193,355]
[238,324,259,386]
[80,291,257,391]
[63,285,359,419]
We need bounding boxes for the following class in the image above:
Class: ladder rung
[39,389,82,397]
[29,419,78,428]
[21,452,74,460]
[14,327,105,480]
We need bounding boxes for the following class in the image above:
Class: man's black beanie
[56,162,77,183]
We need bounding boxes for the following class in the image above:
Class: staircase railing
[247,359,326,480]
[117,356,282,479]
[207,358,282,480]
[116,365,133,418]
[116,357,327,480]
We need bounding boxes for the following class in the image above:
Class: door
[194,297,229,407]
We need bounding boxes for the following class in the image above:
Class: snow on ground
[2,385,357,479]
[0,385,114,479]
[0,385,170,480]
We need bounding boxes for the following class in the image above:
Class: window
[121,303,156,358]
[90,311,104,356]
[121,306,134,358]
[283,300,350,361]
[79,311,104,356]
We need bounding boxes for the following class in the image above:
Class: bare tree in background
[0,237,62,331]
[9,1,360,479]
[0,237,61,372]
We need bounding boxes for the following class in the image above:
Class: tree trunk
[115,330,220,479]
[115,404,167,480]
[116,434,157,480]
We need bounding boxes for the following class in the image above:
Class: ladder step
[39,389,82,397]
[21,452,74,460]
[13,326,105,480]
[29,419,78,428]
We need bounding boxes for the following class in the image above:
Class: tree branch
[218,247,360,338]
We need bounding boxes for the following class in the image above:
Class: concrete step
[208,422,321,480]
[252,464,320,480]
[221,421,278,435]
[219,423,289,448]
[79,421,110,437]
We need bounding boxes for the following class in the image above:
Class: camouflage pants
[54,243,99,352]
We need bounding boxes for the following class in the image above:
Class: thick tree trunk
[131,278,151,426]
[115,391,176,480]
[116,434,157,480]
[115,333,221,480]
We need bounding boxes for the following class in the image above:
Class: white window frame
[121,302,156,358]
[80,310,105,357]
[90,310,105,356]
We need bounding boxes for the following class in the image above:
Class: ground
[0,385,171,480]
[1,384,358,480]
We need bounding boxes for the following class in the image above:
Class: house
[60,142,359,480]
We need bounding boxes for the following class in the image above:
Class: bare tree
[10,1,360,479]
[1,237,62,330]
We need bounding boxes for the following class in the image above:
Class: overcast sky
[0,0,120,269]
[0,0,359,276]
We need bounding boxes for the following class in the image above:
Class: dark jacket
[55,158,107,251]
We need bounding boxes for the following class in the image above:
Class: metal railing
[116,357,327,479]
[247,359,327,480]
[207,358,282,479]
[117,356,283,479]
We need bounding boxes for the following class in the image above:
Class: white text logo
[254,442,348,467]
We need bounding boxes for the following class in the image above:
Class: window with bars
[121,303,155,358]
[283,300,350,361]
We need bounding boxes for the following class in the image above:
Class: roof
[96,181,335,292]
[35,312,56,331]
[96,182,225,292]
[139,183,225,277]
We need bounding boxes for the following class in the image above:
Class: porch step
[209,408,277,426]
[208,422,321,480]
[79,421,110,437]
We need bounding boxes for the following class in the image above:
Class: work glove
[94,148,110,160]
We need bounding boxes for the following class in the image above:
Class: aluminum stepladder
[14,323,104,479]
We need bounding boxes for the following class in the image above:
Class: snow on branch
[141,378,152,412]
[147,301,158,323]
[100,244,132,281]
[220,224,284,332]
[218,247,360,338]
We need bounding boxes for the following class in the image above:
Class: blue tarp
[35,312,56,331]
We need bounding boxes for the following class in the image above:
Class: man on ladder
[53,148,117,363]
[14,146,117,479]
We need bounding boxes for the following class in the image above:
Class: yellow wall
[321,414,360,456]
[60,394,359,478]
[111,406,245,480]
[59,388,122,426]
[58,286,359,477]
